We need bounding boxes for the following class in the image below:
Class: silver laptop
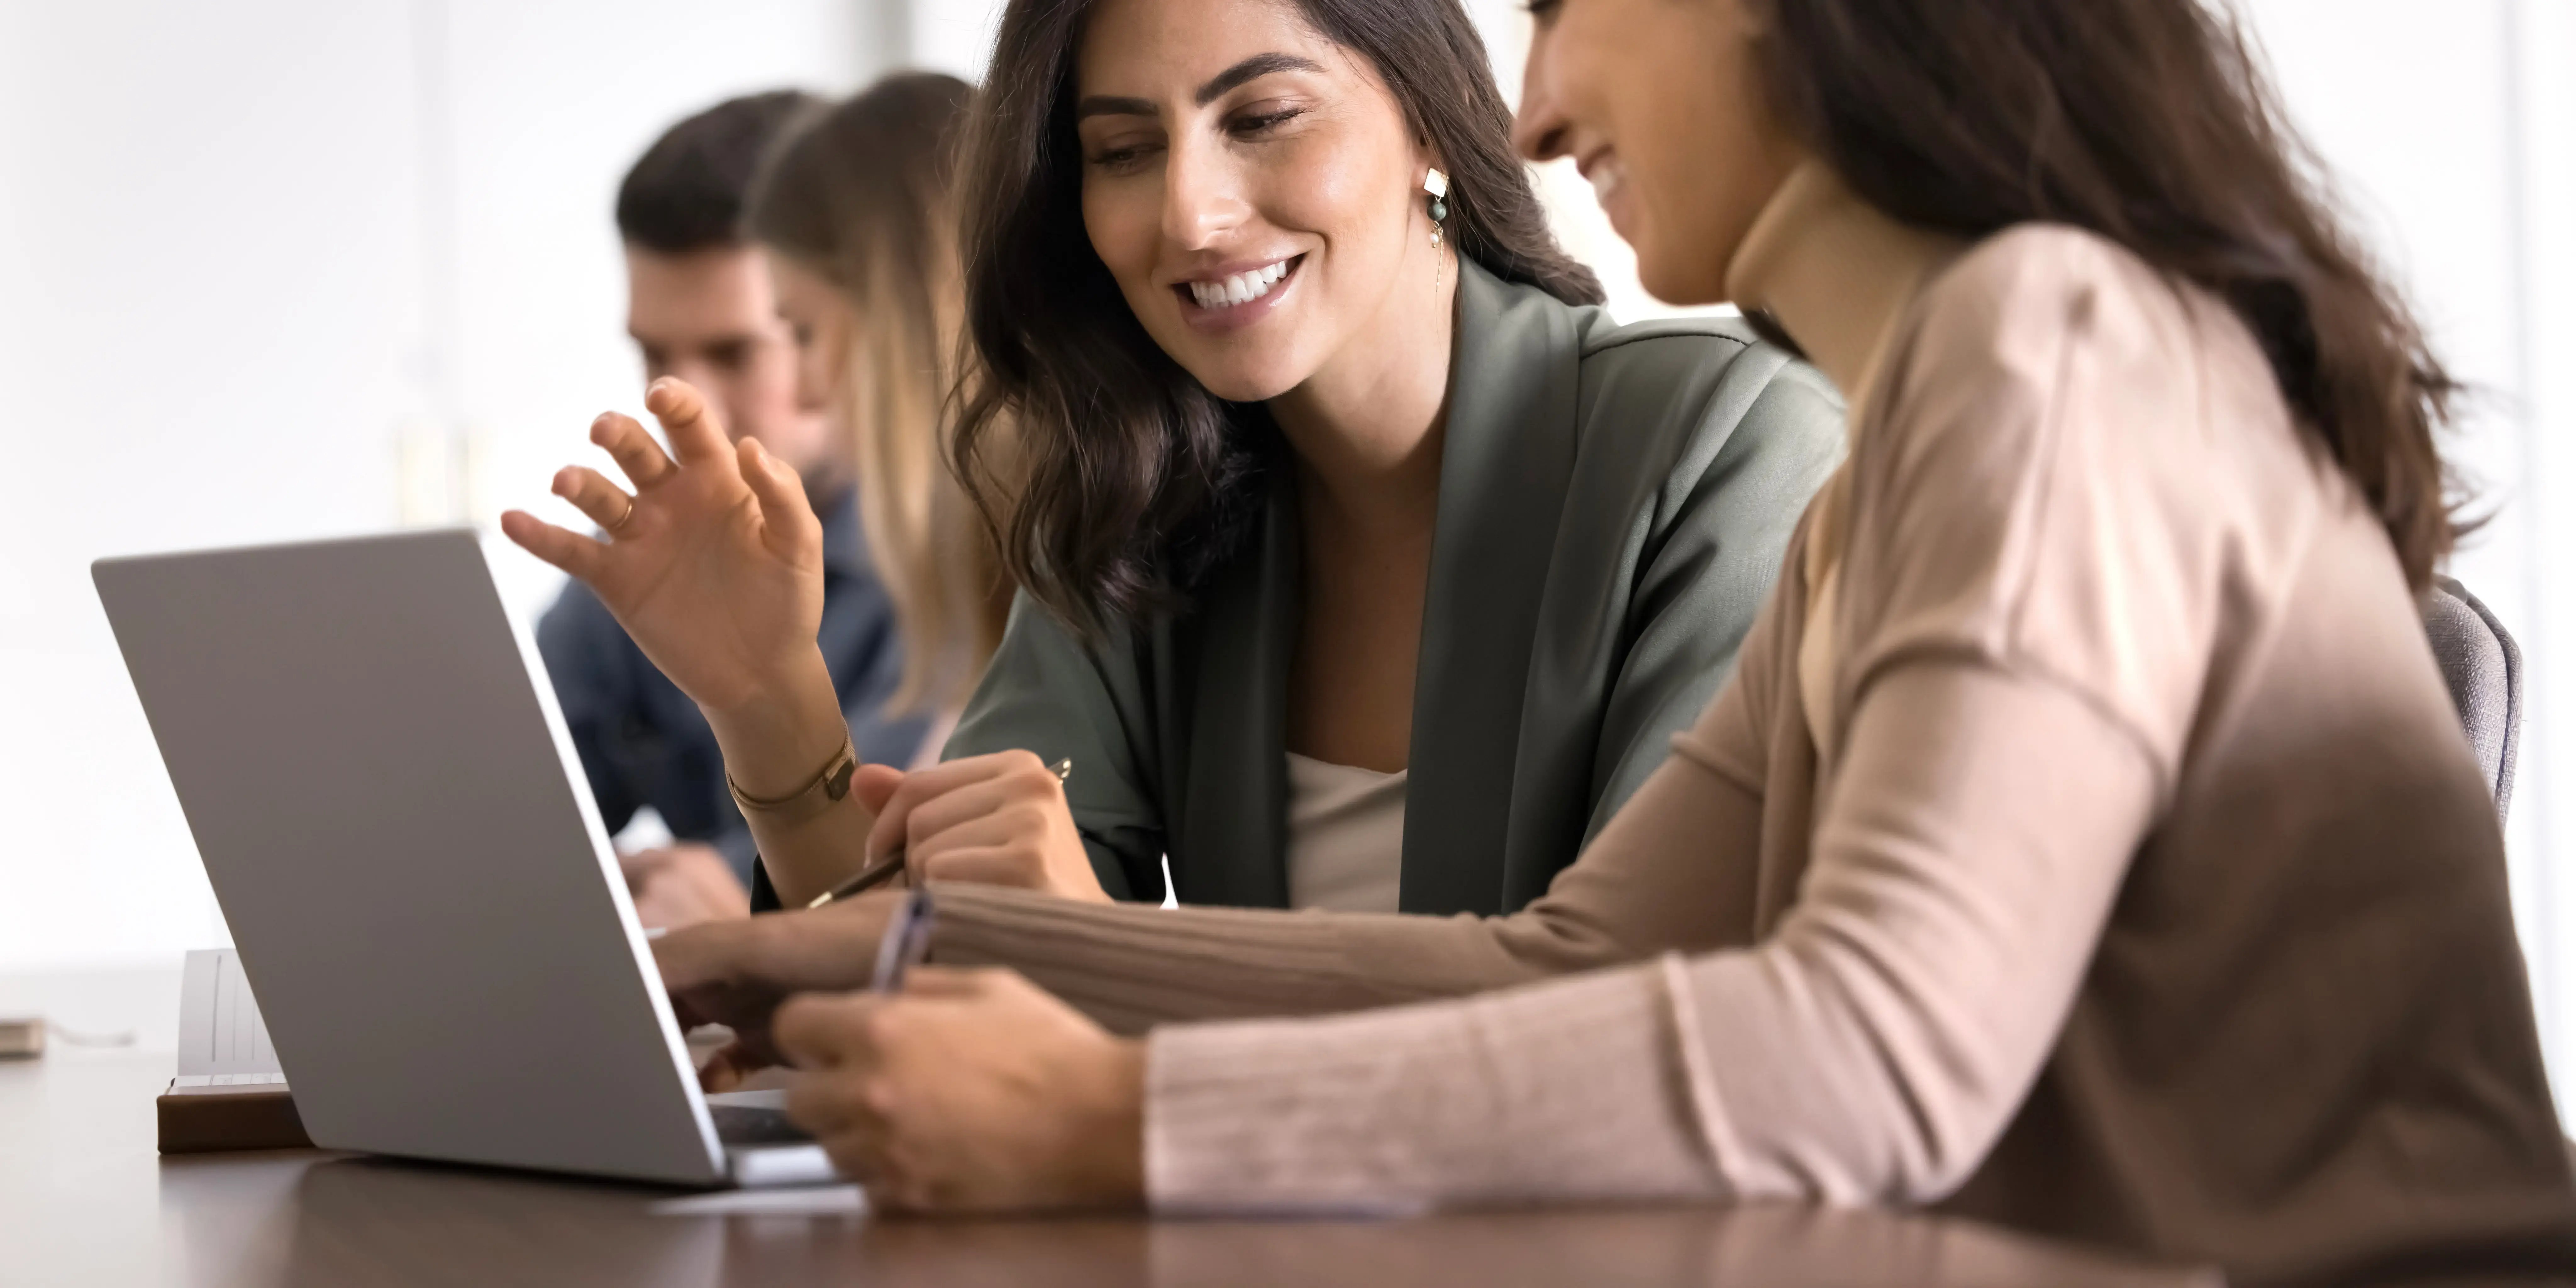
[95,528,832,1189]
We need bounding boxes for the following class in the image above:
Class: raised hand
[500,378,823,715]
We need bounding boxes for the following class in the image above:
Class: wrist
[1076,1038,1149,1206]
[703,651,849,798]
[775,893,898,990]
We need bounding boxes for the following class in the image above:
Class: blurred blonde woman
[745,72,1009,769]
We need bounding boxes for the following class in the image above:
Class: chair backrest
[2423,575,2522,820]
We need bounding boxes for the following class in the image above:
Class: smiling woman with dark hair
[898,0,1846,918]
[508,0,1844,924]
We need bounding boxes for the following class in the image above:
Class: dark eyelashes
[1085,105,1308,169]
[1232,107,1306,133]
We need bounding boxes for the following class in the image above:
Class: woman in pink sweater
[534,0,2576,1279]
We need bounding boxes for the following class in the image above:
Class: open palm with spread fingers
[500,379,824,714]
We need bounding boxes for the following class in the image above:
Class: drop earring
[1425,167,1451,299]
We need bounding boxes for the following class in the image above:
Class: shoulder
[1902,225,2231,399]
[1928,223,2168,310]
[959,589,1152,725]
[1578,311,1756,359]
[1469,267,1841,454]
[1874,224,2291,480]
[1566,309,1846,496]
[1846,224,2323,767]
[1571,310,1769,384]
[1572,308,1842,413]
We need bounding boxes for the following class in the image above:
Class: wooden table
[0,976,2223,1287]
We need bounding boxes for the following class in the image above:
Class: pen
[870,889,937,993]
[805,757,1071,909]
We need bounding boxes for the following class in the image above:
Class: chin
[1180,356,1303,405]
[1633,236,1733,308]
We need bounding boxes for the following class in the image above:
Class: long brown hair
[950,0,1603,633]
[1750,0,2463,590]
[746,72,1009,710]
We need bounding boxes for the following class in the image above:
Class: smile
[1182,256,1300,311]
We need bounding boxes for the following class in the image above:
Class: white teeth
[1189,258,1292,310]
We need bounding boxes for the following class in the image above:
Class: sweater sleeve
[1142,660,2155,1211]
[924,575,1795,1035]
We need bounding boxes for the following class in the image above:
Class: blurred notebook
[158,949,309,1152]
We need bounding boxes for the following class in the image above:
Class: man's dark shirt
[538,490,925,883]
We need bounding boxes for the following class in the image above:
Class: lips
[1182,256,1298,311]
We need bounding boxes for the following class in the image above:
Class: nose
[1161,132,1248,252]
[1511,28,1572,163]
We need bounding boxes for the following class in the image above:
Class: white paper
[651,1185,869,1218]
[704,1089,790,1111]
[177,949,283,1078]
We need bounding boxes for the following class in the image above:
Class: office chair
[2423,576,2522,821]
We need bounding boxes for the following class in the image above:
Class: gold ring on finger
[607,494,637,533]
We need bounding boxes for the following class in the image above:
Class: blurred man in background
[539,90,924,929]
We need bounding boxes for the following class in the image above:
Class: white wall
[2516,0,2576,1114]
[0,0,880,972]
[909,0,1006,83]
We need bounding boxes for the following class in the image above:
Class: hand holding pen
[813,752,1110,905]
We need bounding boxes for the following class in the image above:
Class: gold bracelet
[725,738,858,827]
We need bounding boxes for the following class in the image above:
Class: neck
[1269,244,1459,537]
[1725,163,1964,416]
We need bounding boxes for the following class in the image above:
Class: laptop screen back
[95,530,721,1184]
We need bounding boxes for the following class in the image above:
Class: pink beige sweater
[929,218,2576,1283]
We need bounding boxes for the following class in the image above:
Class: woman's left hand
[775,968,1147,1212]
[854,754,1112,902]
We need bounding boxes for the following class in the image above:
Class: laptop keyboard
[710,1103,815,1147]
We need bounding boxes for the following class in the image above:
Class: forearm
[928,724,1768,1034]
[701,649,877,908]
[927,889,1550,1034]
[1146,960,1719,1212]
[1135,665,2155,1214]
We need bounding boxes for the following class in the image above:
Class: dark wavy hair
[949,0,1602,632]
[1747,0,2464,590]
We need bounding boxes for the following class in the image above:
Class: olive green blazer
[947,262,1843,915]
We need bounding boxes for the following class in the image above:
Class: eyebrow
[1194,52,1323,105]
[1072,52,1328,121]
